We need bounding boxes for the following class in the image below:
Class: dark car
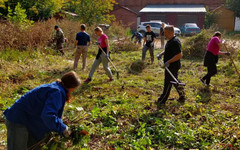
[180,23,201,36]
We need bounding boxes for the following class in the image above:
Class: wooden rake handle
[223,44,240,76]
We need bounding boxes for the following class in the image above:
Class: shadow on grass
[196,87,212,103]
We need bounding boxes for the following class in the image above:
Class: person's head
[57,71,81,102]
[213,31,221,39]
[54,25,59,31]
[164,25,174,40]
[161,23,165,28]
[94,27,103,36]
[146,25,152,32]
[80,24,86,31]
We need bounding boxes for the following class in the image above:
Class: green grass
[0,44,240,149]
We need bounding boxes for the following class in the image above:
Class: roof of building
[140,4,206,13]
[112,5,138,15]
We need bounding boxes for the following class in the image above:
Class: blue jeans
[5,119,38,150]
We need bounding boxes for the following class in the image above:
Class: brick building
[111,0,224,30]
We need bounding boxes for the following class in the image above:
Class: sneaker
[200,78,207,86]
[84,78,92,83]
[177,96,186,103]
[107,78,114,82]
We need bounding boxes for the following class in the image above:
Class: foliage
[7,3,33,28]
[64,0,117,24]
[0,0,63,20]
[204,7,218,29]
[226,0,240,17]
[0,22,240,149]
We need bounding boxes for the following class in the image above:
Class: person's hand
[225,52,231,56]
[157,54,163,60]
[222,39,226,44]
[63,126,71,138]
[96,41,100,45]
[150,42,154,48]
[143,43,145,47]
[164,61,170,68]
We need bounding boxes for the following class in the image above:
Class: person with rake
[84,27,114,83]
[156,25,185,109]
[4,71,81,150]
[200,31,230,86]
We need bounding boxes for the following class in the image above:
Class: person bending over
[4,71,81,150]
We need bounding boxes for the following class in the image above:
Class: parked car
[137,21,181,36]
[180,23,201,36]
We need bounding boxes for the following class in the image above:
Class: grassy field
[0,37,240,149]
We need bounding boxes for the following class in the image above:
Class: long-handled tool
[223,44,240,76]
[157,55,185,86]
[97,44,120,79]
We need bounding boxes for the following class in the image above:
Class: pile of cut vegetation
[129,59,145,74]
[182,30,212,58]
[112,37,139,53]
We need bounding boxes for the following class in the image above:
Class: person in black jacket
[156,25,185,109]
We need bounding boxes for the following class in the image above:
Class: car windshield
[185,24,197,28]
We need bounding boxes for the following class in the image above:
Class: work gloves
[157,54,163,60]
[225,52,231,56]
[63,126,71,138]
[164,61,170,68]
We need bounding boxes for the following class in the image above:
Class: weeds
[0,24,240,149]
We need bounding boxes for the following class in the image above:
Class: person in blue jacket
[4,71,81,150]
[131,31,143,47]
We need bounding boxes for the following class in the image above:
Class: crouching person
[4,71,81,150]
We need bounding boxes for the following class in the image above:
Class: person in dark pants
[200,31,230,86]
[142,25,156,64]
[53,25,65,55]
[157,25,185,109]
[4,71,81,150]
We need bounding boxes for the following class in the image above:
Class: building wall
[214,6,235,31]
[140,13,205,28]
[111,7,137,30]
[116,0,223,12]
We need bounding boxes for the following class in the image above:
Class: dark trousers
[5,119,38,150]
[202,65,217,85]
[158,68,185,104]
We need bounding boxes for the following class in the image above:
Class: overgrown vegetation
[0,26,240,149]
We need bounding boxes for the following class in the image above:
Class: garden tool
[96,42,120,79]
[157,54,185,86]
[223,44,240,76]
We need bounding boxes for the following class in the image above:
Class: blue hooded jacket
[4,82,68,141]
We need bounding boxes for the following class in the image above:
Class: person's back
[76,31,90,46]
[4,82,67,140]
[73,24,91,71]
